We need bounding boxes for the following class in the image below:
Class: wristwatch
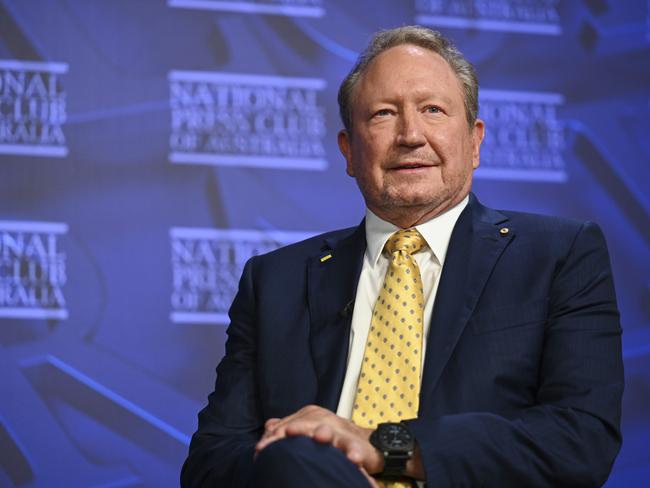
[369,422,415,478]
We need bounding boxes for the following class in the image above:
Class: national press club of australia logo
[169,228,314,324]
[0,60,68,158]
[477,89,566,182]
[168,0,324,18]
[0,221,69,320]
[415,0,561,35]
[168,71,327,171]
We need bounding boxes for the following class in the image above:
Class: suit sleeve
[405,221,624,487]
[181,257,263,487]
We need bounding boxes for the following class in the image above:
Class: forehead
[356,44,463,103]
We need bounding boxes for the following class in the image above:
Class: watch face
[379,423,413,449]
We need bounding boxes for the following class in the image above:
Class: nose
[396,108,426,147]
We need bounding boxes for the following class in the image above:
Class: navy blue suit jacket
[181,195,623,487]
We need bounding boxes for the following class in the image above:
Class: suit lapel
[419,195,514,407]
[308,223,366,411]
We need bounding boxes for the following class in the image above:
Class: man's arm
[406,220,623,486]
[181,258,263,488]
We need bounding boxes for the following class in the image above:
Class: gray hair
[337,26,478,132]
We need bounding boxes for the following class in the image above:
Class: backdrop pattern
[1,1,648,486]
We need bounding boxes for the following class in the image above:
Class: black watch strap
[380,451,411,478]
[370,422,415,479]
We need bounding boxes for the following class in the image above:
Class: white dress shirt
[336,196,469,419]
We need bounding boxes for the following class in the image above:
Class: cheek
[436,131,475,168]
[429,128,458,156]
[353,142,384,174]
[364,126,394,152]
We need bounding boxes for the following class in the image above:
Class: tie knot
[384,229,427,256]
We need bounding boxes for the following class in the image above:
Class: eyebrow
[369,92,455,107]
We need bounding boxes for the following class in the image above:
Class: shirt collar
[365,195,469,267]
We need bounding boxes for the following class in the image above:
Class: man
[181,26,623,487]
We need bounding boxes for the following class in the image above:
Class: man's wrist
[404,444,425,480]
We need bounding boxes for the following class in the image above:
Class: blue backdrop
[1,1,648,486]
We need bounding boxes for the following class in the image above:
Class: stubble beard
[365,166,472,226]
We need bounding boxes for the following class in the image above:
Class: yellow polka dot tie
[352,229,427,486]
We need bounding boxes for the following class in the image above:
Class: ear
[471,119,485,169]
[337,129,355,177]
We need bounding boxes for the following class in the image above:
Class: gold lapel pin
[320,254,333,263]
[499,227,509,235]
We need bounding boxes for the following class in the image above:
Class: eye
[424,105,441,114]
[374,108,392,117]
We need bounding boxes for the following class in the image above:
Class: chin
[383,195,440,211]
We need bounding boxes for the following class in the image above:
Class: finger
[312,424,334,444]
[264,418,281,430]
[255,437,280,453]
[256,420,314,452]
[262,405,320,437]
[257,406,332,451]
[256,430,284,451]
[284,419,319,438]
[343,438,367,466]
[261,410,311,441]
[262,422,287,438]
[255,436,277,452]
[346,446,363,466]
[261,423,282,441]
[256,425,289,452]
[263,415,296,436]
[335,433,381,474]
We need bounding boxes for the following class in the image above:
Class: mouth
[389,161,437,172]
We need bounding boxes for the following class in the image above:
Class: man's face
[338,44,484,227]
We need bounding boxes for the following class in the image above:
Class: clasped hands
[255,405,383,486]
